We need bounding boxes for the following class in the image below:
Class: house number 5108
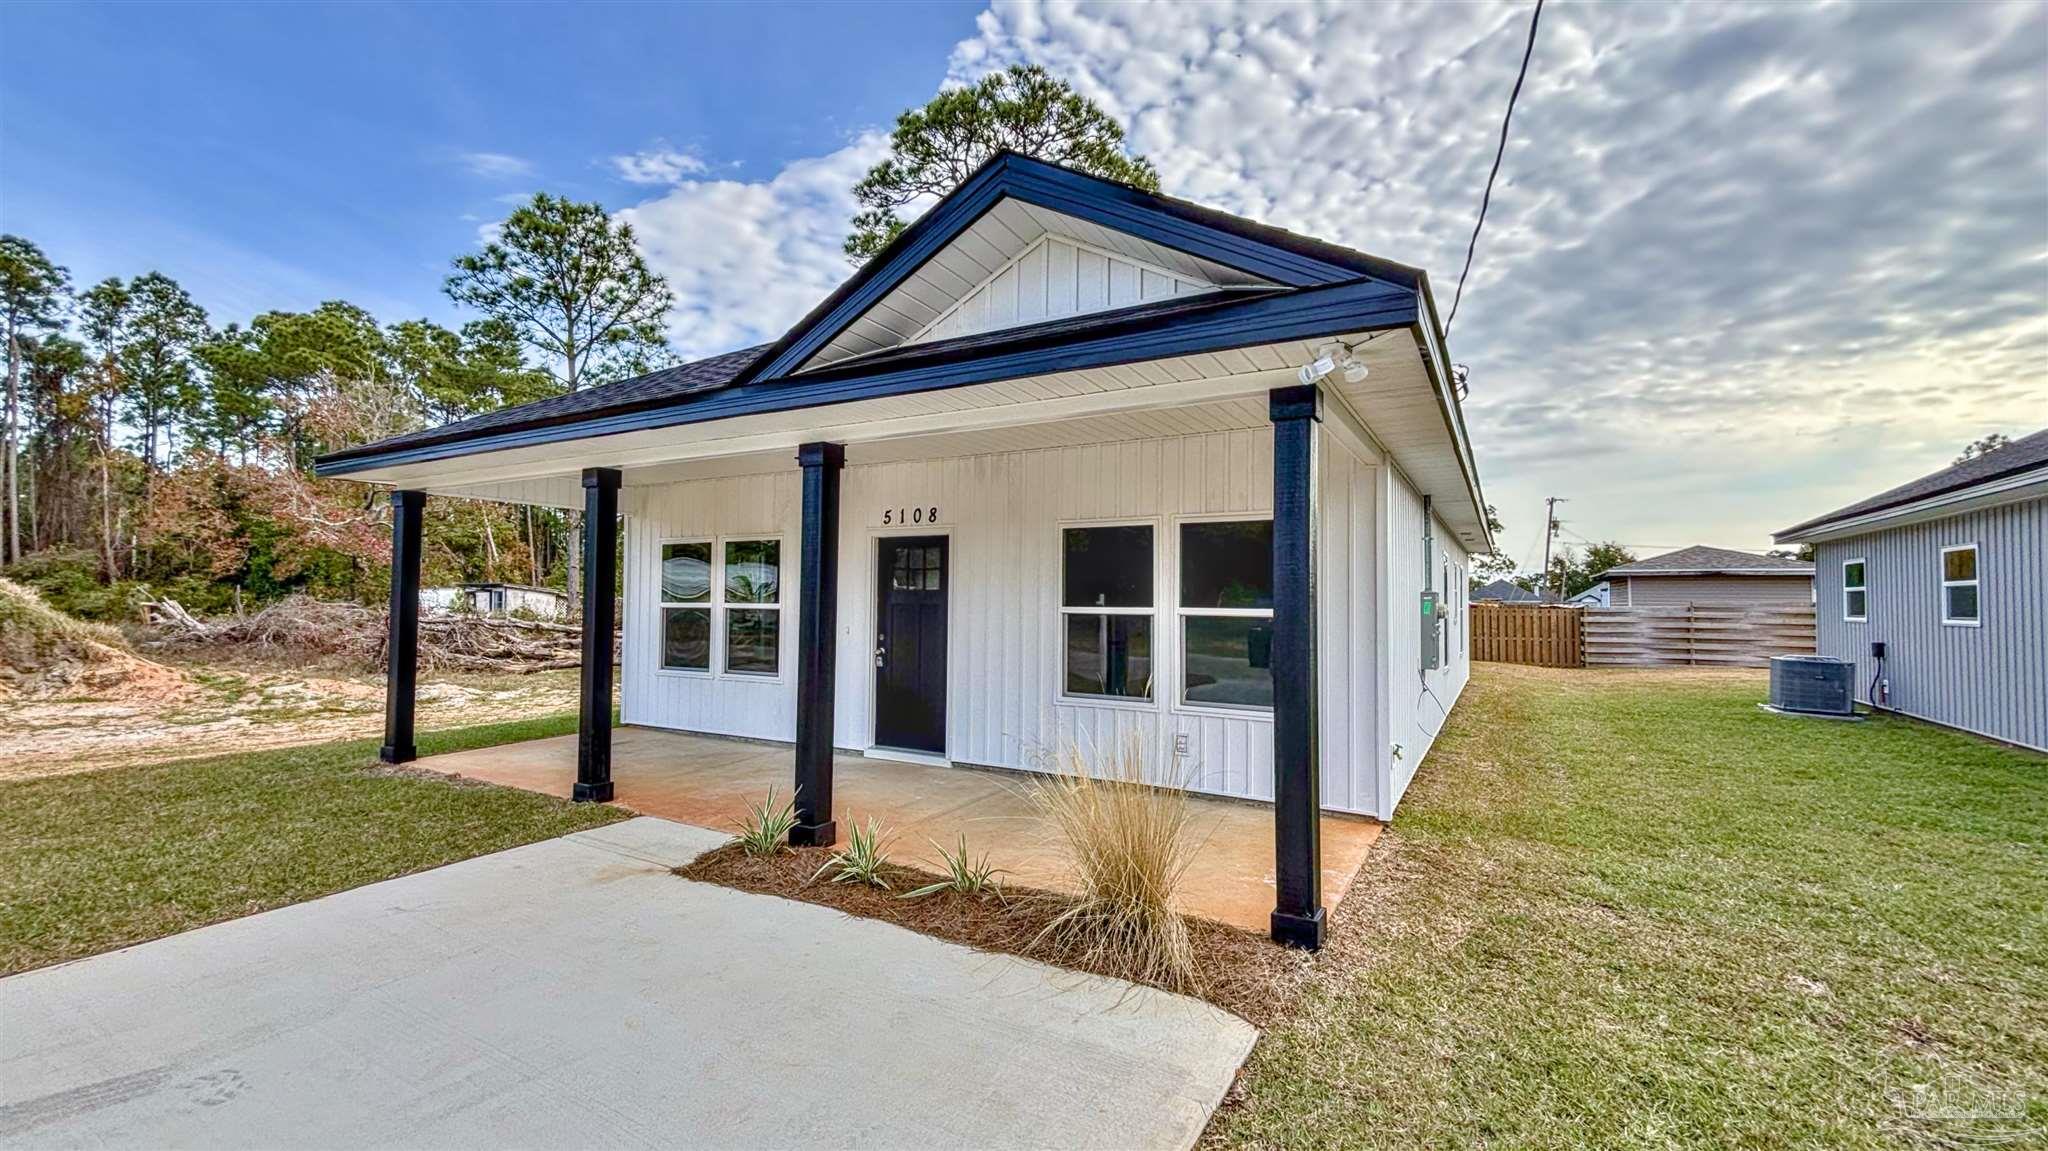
[882,506,939,525]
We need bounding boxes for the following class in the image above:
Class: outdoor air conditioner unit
[1768,655,1855,716]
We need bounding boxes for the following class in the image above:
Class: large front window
[659,538,781,675]
[1061,525,1153,700]
[1178,520,1274,710]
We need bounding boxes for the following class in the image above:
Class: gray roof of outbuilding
[1605,545,1813,577]
[1776,428,2048,539]
[1471,578,1543,602]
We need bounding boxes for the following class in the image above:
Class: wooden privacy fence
[1469,604,1584,667]
[1582,604,1817,668]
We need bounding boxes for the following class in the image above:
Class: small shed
[423,582,568,620]
[1600,546,1812,608]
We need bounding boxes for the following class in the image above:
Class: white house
[316,152,1492,947]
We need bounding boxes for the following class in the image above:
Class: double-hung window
[1941,544,1979,626]
[659,538,783,675]
[1178,519,1274,710]
[1061,525,1154,700]
[723,540,782,673]
[1842,559,1867,622]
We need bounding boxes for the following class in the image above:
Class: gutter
[1775,468,2048,544]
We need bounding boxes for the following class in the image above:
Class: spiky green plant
[733,788,797,856]
[810,816,893,888]
[902,834,1004,900]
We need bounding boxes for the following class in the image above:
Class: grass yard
[0,712,627,976]
[1208,664,2047,1149]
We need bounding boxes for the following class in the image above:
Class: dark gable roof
[1472,578,1542,602]
[1776,428,2048,539]
[313,150,1441,478]
[1605,545,1813,577]
[318,345,768,467]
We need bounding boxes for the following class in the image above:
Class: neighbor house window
[1061,525,1154,700]
[1941,544,1979,626]
[723,539,781,675]
[1842,559,1867,622]
[660,541,713,671]
[1179,520,1273,710]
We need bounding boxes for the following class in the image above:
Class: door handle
[875,636,887,668]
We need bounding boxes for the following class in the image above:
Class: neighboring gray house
[1776,429,2047,751]
[1599,545,1813,608]
[1472,578,1542,603]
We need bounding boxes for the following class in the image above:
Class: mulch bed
[676,842,1316,1027]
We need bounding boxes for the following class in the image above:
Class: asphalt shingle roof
[317,345,769,466]
[1605,545,1813,577]
[1471,578,1543,602]
[1776,428,2048,538]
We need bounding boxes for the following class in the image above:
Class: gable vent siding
[913,235,1215,346]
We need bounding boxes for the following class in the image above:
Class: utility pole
[1539,496,1567,601]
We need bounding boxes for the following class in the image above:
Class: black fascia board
[313,276,1417,477]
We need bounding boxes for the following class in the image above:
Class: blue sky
[1,1,980,323]
[3,1,2043,565]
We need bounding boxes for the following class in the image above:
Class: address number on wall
[882,506,940,526]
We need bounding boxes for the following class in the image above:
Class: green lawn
[1210,665,2047,1150]
[0,713,627,976]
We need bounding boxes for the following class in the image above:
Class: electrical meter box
[1420,590,1443,670]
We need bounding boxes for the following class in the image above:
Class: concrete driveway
[0,818,1256,1150]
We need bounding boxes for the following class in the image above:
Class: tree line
[0,193,672,621]
[0,64,1163,624]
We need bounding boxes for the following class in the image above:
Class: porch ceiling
[346,331,1486,546]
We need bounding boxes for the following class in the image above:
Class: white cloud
[947,0,2048,560]
[611,146,709,185]
[456,151,533,179]
[619,134,890,360]
[618,1,2046,561]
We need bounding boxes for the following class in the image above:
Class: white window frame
[720,536,786,678]
[1940,543,1980,628]
[1056,518,1161,709]
[1173,513,1276,716]
[656,537,715,677]
[1842,558,1868,623]
[655,534,788,680]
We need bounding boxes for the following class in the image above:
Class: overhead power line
[1444,0,1544,337]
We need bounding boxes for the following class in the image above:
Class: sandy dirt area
[0,662,582,782]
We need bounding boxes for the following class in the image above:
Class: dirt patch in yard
[678,841,1313,1028]
[0,660,583,782]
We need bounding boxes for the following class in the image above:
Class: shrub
[733,788,798,856]
[810,817,893,888]
[1027,734,1202,993]
[902,834,1004,900]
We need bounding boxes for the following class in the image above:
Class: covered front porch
[411,726,1383,934]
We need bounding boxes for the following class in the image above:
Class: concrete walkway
[0,818,1256,1150]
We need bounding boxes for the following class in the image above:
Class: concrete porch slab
[0,818,1257,1150]
[413,726,1381,933]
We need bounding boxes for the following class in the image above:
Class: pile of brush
[142,595,600,674]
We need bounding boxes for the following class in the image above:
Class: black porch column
[575,467,622,802]
[1269,384,1325,949]
[380,489,426,765]
[790,442,844,847]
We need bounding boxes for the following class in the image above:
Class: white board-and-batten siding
[908,235,1215,347]
[1811,496,2047,751]
[1384,469,1472,811]
[620,425,1398,815]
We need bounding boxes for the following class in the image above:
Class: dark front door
[874,536,948,753]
